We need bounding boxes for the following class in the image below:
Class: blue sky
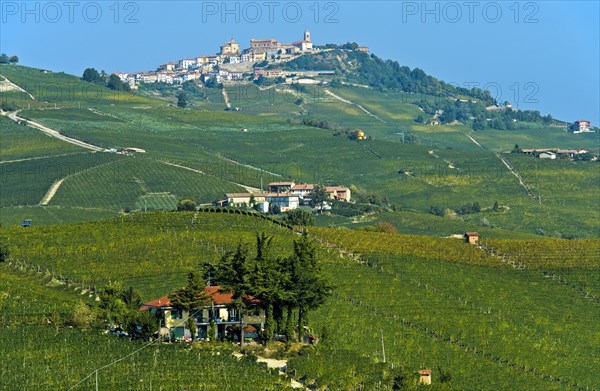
[1,1,598,124]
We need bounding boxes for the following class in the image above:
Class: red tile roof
[141,286,259,310]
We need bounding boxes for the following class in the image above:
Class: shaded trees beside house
[205,232,332,344]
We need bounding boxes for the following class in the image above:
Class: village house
[290,184,315,198]
[178,58,197,69]
[139,74,158,83]
[225,192,266,207]
[158,62,178,72]
[573,120,591,133]
[219,69,244,81]
[521,148,588,159]
[268,181,295,193]
[224,191,299,212]
[254,67,284,79]
[266,193,300,212]
[156,72,175,84]
[141,286,265,342]
[325,186,352,202]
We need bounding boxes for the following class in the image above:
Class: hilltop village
[116,31,368,88]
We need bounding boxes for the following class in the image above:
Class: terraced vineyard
[2,211,297,298]
[0,116,83,161]
[50,157,244,210]
[0,152,121,207]
[294,228,600,390]
[2,212,598,389]
[0,324,294,390]
[0,281,293,391]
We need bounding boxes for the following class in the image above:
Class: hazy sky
[2,1,599,124]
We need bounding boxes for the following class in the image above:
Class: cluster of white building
[115,31,335,89]
[219,182,351,213]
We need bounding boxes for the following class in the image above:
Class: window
[195,310,204,323]
[170,310,183,319]
[170,327,185,340]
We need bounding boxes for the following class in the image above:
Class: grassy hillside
[0,265,294,390]
[0,64,155,107]
[1,212,598,389]
[1,64,598,238]
[0,116,84,161]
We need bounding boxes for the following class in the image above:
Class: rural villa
[221,182,351,211]
[141,286,265,342]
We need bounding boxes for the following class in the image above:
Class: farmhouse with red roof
[141,285,264,342]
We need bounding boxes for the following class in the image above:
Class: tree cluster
[418,98,553,130]
[82,68,131,92]
[283,209,315,226]
[177,197,196,211]
[97,282,158,338]
[0,54,18,64]
[430,202,481,216]
[203,232,332,344]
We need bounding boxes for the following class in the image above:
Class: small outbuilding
[464,232,479,244]
[418,369,432,385]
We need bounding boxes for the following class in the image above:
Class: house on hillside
[290,184,315,199]
[224,192,299,212]
[141,286,265,342]
[265,193,300,212]
[573,120,591,133]
[225,192,267,207]
[464,232,479,244]
[268,181,295,193]
[325,186,351,202]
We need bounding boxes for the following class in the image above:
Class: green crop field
[3,64,597,236]
[2,211,296,298]
[1,212,598,389]
[1,47,598,391]
[0,264,293,390]
[49,157,244,210]
[0,152,121,208]
[0,64,155,107]
[0,116,84,161]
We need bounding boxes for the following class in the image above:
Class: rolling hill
[1,62,598,239]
